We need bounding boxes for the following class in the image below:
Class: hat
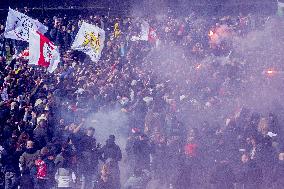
[267,132,277,138]
[35,99,43,107]
[131,80,137,86]
[109,135,115,142]
[44,105,49,111]
[37,114,47,123]
[143,96,153,104]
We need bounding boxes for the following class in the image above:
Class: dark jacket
[76,135,100,174]
[211,162,236,189]
[238,160,263,189]
[132,139,152,169]
[1,148,21,174]
[96,176,115,189]
[273,160,284,188]
[33,127,49,149]
[101,140,122,163]
[19,148,40,173]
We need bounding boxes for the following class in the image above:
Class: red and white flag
[148,27,157,43]
[28,30,60,73]
[131,20,158,44]
[18,49,29,60]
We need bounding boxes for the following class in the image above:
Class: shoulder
[115,144,121,150]
[20,151,27,157]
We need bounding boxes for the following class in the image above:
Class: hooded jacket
[19,148,40,172]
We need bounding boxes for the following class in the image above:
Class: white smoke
[85,103,129,147]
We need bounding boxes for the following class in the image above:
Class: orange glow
[266,69,277,76]
[267,70,273,74]
[196,64,202,69]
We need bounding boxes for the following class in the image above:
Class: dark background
[0,0,279,20]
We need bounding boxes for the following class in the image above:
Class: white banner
[71,22,105,62]
[140,20,150,41]
[131,20,150,41]
[279,1,284,7]
[29,30,60,73]
[4,8,48,41]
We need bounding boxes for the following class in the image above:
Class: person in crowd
[272,152,284,189]
[238,153,263,189]
[54,144,77,189]
[179,132,200,189]
[0,140,21,189]
[20,140,40,173]
[132,134,152,171]
[210,158,236,189]
[33,119,49,150]
[32,148,55,189]
[96,164,114,189]
[19,141,40,187]
[76,127,99,189]
[125,128,141,175]
[101,135,122,189]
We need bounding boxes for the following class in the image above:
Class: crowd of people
[0,6,284,189]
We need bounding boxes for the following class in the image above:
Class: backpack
[35,159,47,179]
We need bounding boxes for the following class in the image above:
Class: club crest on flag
[82,31,101,53]
[4,8,48,41]
[13,15,34,40]
[114,22,120,38]
[71,22,105,62]
[43,42,54,62]
[28,30,60,73]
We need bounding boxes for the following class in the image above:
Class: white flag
[4,8,48,41]
[140,20,150,41]
[131,20,150,41]
[29,30,60,73]
[71,22,105,62]
[279,0,284,7]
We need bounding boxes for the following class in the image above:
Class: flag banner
[279,1,284,7]
[148,27,158,43]
[131,20,157,43]
[18,49,29,60]
[140,20,150,41]
[131,20,149,41]
[114,22,120,38]
[71,22,105,62]
[28,30,60,73]
[4,8,48,41]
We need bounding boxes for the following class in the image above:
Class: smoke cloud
[139,15,284,129]
[85,103,129,147]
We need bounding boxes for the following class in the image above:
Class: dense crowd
[0,7,284,189]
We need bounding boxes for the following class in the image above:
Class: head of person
[59,119,65,126]
[40,147,49,157]
[241,153,249,164]
[139,134,148,141]
[109,135,115,143]
[279,153,284,162]
[86,127,95,137]
[26,140,34,149]
[101,164,110,176]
